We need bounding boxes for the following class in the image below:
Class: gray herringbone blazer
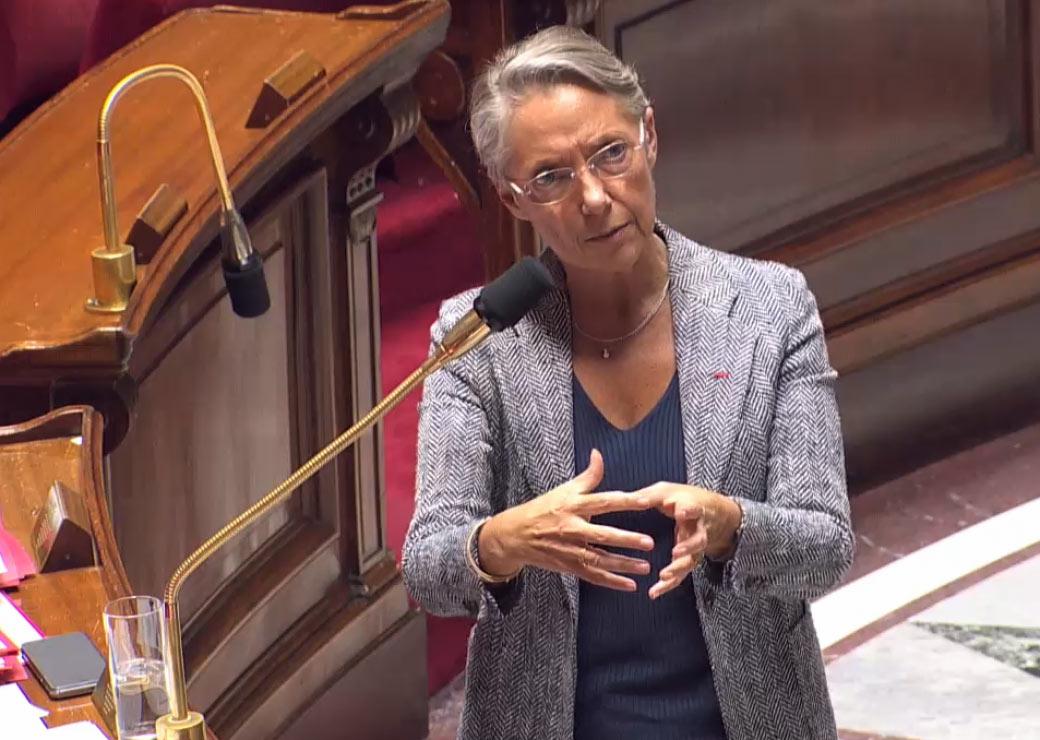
[402,223,853,740]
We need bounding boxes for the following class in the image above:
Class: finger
[627,481,671,508]
[674,502,704,521]
[586,546,652,576]
[672,522,709,558]
[672,534,708,558]
[559,545,639,591]
[574,491,659,517]
[579,567,638,592]
[557,546,642,592]
[658,554,695,582]
[572,448,605,492]
[653,490,703,520]
[649,576,685,600]
[578,522,654,551]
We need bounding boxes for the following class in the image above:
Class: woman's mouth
[587,222,630,242]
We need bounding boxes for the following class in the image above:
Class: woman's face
[498,84,659,274]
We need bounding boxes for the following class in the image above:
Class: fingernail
[641,537,654,549]
[638,562,651,574]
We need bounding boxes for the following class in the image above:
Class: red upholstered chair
[79,0,357,70]
[0,0,100,129]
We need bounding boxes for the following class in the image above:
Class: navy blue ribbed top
[572,373,727,740]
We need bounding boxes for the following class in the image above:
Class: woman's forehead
[505,85,633,161]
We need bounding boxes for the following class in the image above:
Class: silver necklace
[572,279,670,359]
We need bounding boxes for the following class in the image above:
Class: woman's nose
[578,169,610,214]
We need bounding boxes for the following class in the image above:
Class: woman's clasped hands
[636,480,743,599]
[478,449,743,598]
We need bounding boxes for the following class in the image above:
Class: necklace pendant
[602,347,610,359]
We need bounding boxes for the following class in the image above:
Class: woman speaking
[402,26,853,740]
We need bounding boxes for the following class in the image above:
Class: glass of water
[103,596,171,740]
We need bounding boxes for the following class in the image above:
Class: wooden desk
[0,407,126,734]
[0,3,448,738]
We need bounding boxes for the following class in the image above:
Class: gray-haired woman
[402,26,853,740]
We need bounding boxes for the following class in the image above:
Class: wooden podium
[0,3,449,738]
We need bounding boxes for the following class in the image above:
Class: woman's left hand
[634,483,743,599]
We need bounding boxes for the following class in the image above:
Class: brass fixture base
[85,245,136,313]
[156,710,208,740]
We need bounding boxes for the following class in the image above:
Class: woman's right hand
[478,449,656,591]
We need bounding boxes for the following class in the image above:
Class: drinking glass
[103,596,170,740]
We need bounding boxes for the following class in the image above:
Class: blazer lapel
[511,231,757,623]
[514,259,581,620]
[669,238,758,493]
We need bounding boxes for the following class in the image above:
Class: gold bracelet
[465,517,521,584]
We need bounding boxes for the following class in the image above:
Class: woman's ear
[497,183,531,222]
[644,106,658,170]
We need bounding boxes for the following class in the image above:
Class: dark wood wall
[598,0,1040,488]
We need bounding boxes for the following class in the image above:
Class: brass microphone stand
[155,311,489,740]
[87,63,264,315]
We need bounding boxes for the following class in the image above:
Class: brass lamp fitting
[87,64,245,314]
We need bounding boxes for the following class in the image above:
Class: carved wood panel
[106,168,373,715]
[603,0,1026,257]
[598,0,1040,485]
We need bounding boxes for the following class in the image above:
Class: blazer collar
[535,221,736,318]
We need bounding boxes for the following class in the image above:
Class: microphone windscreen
[474,257,554,332]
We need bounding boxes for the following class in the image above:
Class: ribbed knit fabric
[573,373,727,740]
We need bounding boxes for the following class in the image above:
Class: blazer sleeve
[707,268,854,600]
[400,298,523,620]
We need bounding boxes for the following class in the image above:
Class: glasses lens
[527,168,574,204]
[590,141,633,178]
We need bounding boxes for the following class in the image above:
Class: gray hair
[469,26,650,185]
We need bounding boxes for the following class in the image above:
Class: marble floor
[425,419,1040,739]
[822,420,1040,739]
[827,553,1040,739]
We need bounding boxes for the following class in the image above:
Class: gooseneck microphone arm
[154,257,554,740]
[88,64,270,317]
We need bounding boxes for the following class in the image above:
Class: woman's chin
[591,227,650,269]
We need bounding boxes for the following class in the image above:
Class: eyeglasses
[507,119,647,206]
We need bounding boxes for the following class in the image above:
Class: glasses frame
[507,118,647,206]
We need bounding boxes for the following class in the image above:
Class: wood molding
[0,406,130,733]
[829,248,1040,374]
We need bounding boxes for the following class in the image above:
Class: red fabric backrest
[80,1,363,71]
[0,2,372,125]
[0,0,100,123]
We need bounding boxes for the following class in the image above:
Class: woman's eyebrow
[527,154,566,174]
[525,132,630,174]
[588,131,627,149]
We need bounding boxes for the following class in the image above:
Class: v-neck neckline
[572,372,679,434]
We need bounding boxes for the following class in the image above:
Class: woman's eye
[601,142,628,161]
[533,170,564,187]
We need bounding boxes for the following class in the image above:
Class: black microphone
[434,256,554,363]
[221,209,271,318]
[474,256,555,331]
